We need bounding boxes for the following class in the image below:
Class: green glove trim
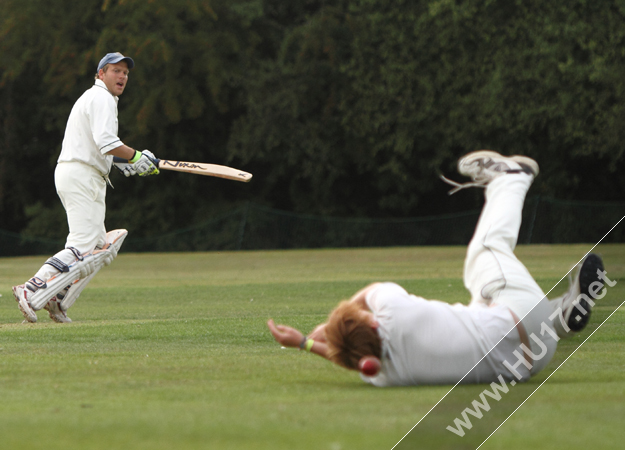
[129,150,142,163]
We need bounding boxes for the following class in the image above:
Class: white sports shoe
[442,150,539,194]
[554,253,605,337]
[44,298,72,323]
[12,284,38,323]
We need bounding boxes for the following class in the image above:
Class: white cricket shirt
[58,79,124,176]
[360,282,527,387]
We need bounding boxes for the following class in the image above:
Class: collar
[94,79,119,101]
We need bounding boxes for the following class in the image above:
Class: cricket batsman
[12,52,160,323]
[268,151,611,386]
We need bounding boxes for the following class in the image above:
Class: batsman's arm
[107,144,140,161]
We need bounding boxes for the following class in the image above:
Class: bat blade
[158,160,252,182]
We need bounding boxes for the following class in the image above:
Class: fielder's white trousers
[464,173,558,375]
[55,161,108,254]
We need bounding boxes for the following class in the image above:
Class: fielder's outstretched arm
[307,322,328,342]
[267,319,330,360]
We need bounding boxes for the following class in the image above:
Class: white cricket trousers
[464,173,558,375]
[55,161,108,254]
[31,162,108,284]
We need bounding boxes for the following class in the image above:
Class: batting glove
[114,150,160,177]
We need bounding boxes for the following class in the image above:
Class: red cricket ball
[358,356,381,376]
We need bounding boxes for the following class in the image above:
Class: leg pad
[29,229,128,310]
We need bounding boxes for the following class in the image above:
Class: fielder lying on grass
[268,151,612,386]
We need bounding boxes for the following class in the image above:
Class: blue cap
[97,52,135,72]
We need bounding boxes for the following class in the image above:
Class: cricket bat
[113,156,252,182]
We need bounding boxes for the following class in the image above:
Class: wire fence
[1,196,623,256]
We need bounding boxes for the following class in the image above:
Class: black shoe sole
[568,253,605,332]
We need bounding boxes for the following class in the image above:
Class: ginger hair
[324,300,382,370]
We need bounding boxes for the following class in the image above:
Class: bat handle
[112,155,161,165]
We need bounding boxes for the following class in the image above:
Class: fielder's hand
[267,319,304,348]
[114,150,160,177]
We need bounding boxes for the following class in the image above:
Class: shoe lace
[439,175,488,195]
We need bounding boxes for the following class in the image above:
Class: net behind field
[0,196,623,256]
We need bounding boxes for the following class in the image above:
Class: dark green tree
[0,0,264,239]
[1,0,624,244]
[230,0,625,217]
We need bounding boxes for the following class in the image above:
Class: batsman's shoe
[555,253,605,338]
[441,150,539,194]
[12,284,38,323]
[44,298,72,324]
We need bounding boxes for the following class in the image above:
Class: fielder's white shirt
[58,79,124,176]
[360,282,524,387]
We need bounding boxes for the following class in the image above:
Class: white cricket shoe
[44,298,72,323]
[12,284,37,323]
[442,150,539,194]
[554,253,605,337]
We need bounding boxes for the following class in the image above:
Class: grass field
[0,244,623,450]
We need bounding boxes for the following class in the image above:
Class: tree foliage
[231,0,625,216]
[1,0,624,241]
